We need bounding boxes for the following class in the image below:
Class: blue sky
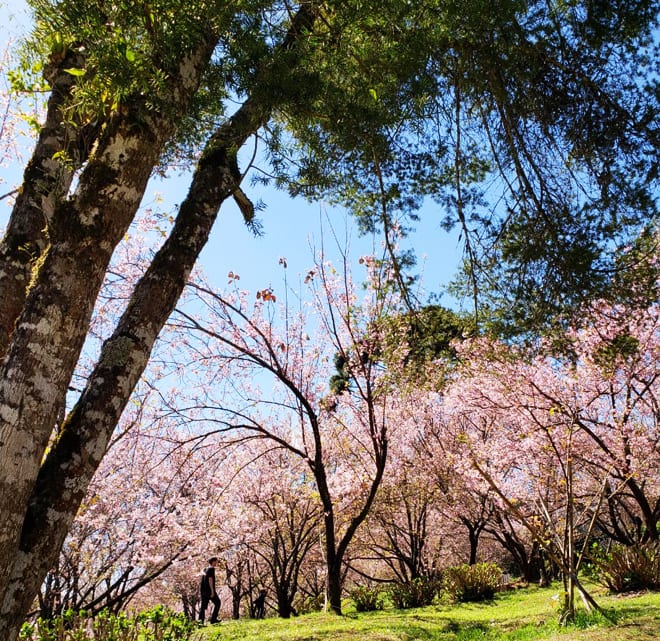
[0,0,465,306]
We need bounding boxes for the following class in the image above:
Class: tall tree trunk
[0,47,92,359]
[0,6,320,638]
[0,102,176,608]
[0,38,217,641]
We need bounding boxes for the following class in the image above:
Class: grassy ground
[194,584,660,641]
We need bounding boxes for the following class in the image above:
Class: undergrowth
[19,584,660,641]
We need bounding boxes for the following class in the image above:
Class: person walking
[252,588,267,619]
[199,557,221,624]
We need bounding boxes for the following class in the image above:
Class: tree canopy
[0,1,658,638]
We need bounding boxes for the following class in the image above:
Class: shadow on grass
[196,587,660,641]
[397,619,492,641]
[445,621,491,640]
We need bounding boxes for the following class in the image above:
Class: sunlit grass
[195,584,660,641]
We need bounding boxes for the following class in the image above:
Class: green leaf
[64,67,86,77]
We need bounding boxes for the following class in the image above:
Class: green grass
[194,585,660,641]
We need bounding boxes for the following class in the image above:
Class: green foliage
[609,226,660,310]
[381,305,472,380]
[137,605,198,640]
[593,332,641,375]
[19,607,196,641]
[21,0,283,168]
[350,585,384,612]
[442,562,503,603]
[292,593,326,615]
[271,0,659,338]
[590,542,660,593]
[388,576,440,609]
[328,352,350,395]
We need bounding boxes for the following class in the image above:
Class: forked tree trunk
[0,45,216,641]
[0,8,320,639]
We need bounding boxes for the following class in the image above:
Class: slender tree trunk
[230,587,241,620]
[563,446,575,623]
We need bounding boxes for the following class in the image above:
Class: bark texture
[0,33,218,639]
[0,47,91,359]
[0,5,320,639]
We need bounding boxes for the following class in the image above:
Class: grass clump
[19,606,197,641]
[442,562,503,603]
[388,576,441,609]
[589,542,660,593]
[349,585,384,612]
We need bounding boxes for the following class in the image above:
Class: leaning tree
[0,1,657,638]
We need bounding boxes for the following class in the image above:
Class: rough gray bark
[0,47,91,359]
[0,34,218,640]
[0,5,319,639]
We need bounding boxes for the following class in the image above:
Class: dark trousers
[199,593,220,623]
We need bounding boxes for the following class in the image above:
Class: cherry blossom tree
[235,447,322,618]
[443,362,595,621]
[41,420,200,617]
[421,413,545,578]
[443,299,660,621]
[362,475,441,584]
[38,382,253,620]
[562,302,660,543]
[417,409,494,567]
[484,508,549,584]
[162,250,414,614]
[219,540,260,620]
[355,388,444,584]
